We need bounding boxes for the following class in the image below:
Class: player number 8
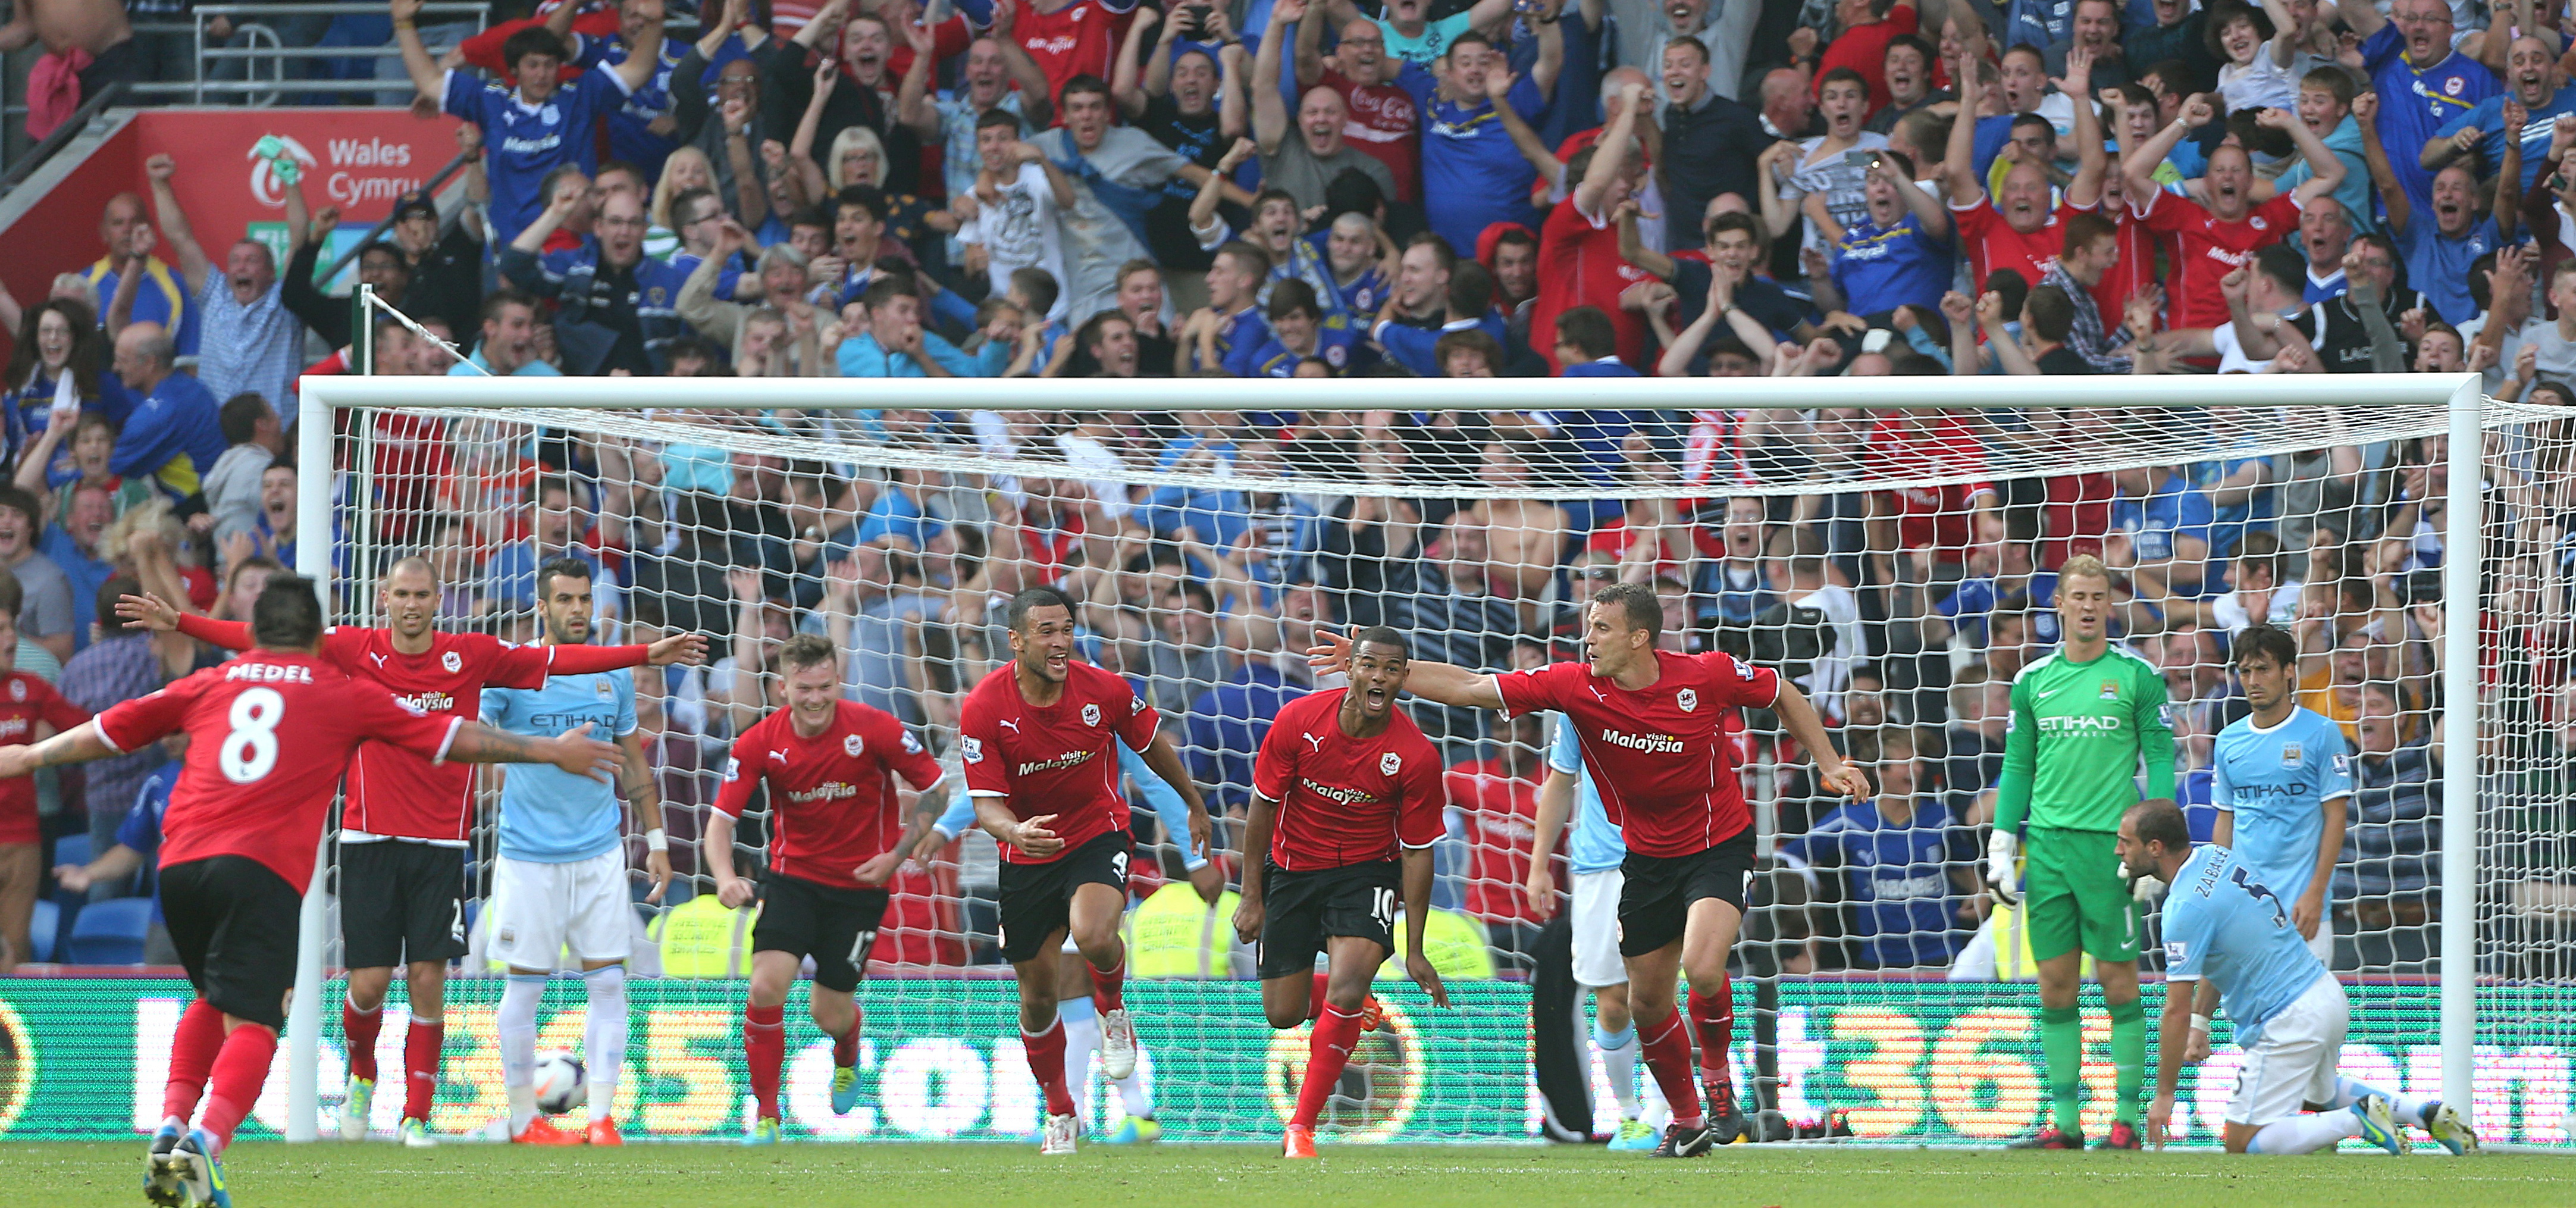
[220,687,286,784]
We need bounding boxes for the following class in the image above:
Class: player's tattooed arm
[0,721,120,777]
[616,730,672,903]
[446,721,622,781]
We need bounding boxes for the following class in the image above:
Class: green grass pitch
[8,1141,2569,1207]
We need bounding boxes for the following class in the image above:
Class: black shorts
[1255,859,1398,979]
[750,869,890,994]
[1618,827,1756,959]
[995,828,1130,964]
[161,855,302,1031]
[337,840,469,969]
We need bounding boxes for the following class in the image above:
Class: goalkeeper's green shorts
[2022,827,2143,963]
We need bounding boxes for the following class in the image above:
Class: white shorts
[2225,972,2349,1126]
[2304,924,2333,966]
[488,850,632,969]
[1570,869,1626,989]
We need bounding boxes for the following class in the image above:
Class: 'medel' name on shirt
[226,662,316,685]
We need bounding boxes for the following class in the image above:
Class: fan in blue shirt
[1776,745,1979,969]
[395,0,669,249]
[571,21,687,181]
[1396,26,1562,255]
[1821,155,1955,318]
[2428,40,2576,196]
[2109,465,2215,596]
[2210,628,2352,960]
[2349,5,2498,217]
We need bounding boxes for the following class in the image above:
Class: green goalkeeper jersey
[1994,645,2177,835]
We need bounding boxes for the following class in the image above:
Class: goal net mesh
[308,389,2576,1148]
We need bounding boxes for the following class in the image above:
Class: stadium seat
[28,899,59,963]
[64,897,155,965]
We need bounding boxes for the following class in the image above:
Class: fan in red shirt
[958,586,1208,1156]
[1867,410,2002,567]
[1444,712,1549,958]
[1234,628,1447,1159]
[0,575,618,1207]
[0,609,86,972]
[1301,15,1419,202]
[1813,0,1919,115]
[2120,93,2345,331]
[969,0,1135,105]
[1531,78,1657,371]
[709,634,948,1141]
[1311,582,1866,1156]
[115,561,704,1146]
[1942,46,2108,293]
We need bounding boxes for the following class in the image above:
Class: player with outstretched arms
[0,575,620,1208]
[2210,625,2351,966]
[709,633,951,1145]
[1312,582,1866,1155]
[1234,627,1449,1159]
[960,587,1211,1156]
[477,560,677,1146]
[1986,555,2171,1150]
[2124,800,2478,1154]
[115,567,702,1147]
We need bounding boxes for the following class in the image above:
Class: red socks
[402,1018,443,1122]
[1088,953,1126,1015]
[164,999,225,1123]
[1307,972,1331,1022]
[200,1024,279,1150]
[744,1004,785,1122]
[1639,1009,1704,1129]
[1688,983,1735,1094]
[1293,1004,1365,1128]
[1023,1019,1074,1118]
[833,1010,861,1068]
[342,998,383,1084]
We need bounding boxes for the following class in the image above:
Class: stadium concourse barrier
[0,975,2568,1146]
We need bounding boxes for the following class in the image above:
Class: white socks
[499,974,545,1131]
[1594,1023,1643,1121]
[582,965,628,1123]
[2248,1108,2363,1154]
[2326,1076,2427,1126]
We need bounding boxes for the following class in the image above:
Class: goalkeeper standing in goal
[1988,555,2174,1150]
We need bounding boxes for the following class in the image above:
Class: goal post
[284,358,2572,1147]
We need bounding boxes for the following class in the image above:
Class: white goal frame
[291,366,2491,1144]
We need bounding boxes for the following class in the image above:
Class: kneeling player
[2128,801,2477,1154]
[710,634,949,1144]
[1236,628,1448,1158]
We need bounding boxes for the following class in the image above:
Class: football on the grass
[533,1051,587,1115]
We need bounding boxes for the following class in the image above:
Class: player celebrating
[1526,712,1657,1150]
[478,560,676,1146]
[2211,625,2351,966]
[1234,627,1449,1159]
[960,587,1211,1156]
[1312,582,1866,1155]
[1986,555,2173,1150]
[117,566,701,1147]
[2127,800,2477,1154]
[0,575,620,1208]
[709,634,950,1145]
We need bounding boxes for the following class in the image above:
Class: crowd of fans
[3,0,2574,981]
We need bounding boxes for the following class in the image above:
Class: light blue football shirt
[481,663,637,863]
[2211,707,2353,904]
[2163,844,2330,1046]
[1550,713,1627,875]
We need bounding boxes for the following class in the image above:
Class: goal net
[285,366,2574,1149]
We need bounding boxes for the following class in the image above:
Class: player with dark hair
[1311,581,1866,1155]
[2209,625,2351,968]
[117,563,703,1148]
[1236,625,1448,1159]
[1,575,622,1208]
[710,633,951,1145]
[960,587,1211,1155]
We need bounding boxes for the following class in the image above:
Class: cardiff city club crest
[1676,688,1697,713]
[443,650,462,673]
[1380,752,1402,775]
[845,734,865,757]
[1082,703,1101,727]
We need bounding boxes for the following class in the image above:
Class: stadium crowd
[2,0,2573,984]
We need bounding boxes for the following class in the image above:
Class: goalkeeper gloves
[2125,862,2167,903]
[1984,829,2021,905]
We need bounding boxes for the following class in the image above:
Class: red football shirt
[2130,189,2299,330]
[1444,757,1540,925]
[714,700,947,890]
[0,672,89,844]
[2041,472,2114,567]
[2093,201,2165,328]
[1249,690,1444,872]
[97,652,461,889]
[1950,198,2089,295]
[1493,650,1778,858]
[172,615,647,843]
[959,660,1158,865]
[1005,0,1133,109]
[1814,7,1916,115]
[1320,67,1419,203]
[1867,414,1997,555]
[1533,196,1654,370]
